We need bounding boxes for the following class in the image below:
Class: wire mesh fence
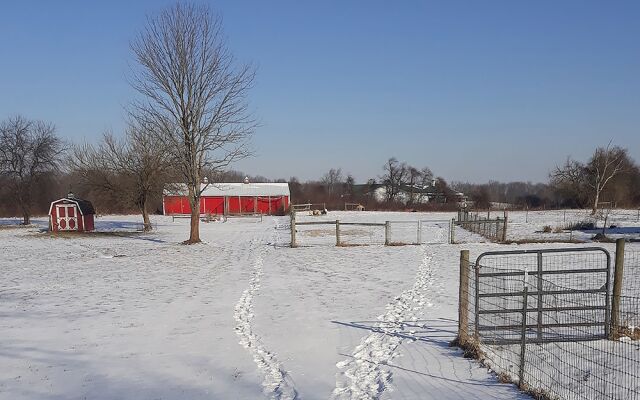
[455,210,507,242]
[456,247,640,400]
[387,220,452,245]
[289,212,453,247]
[623,250,640,297]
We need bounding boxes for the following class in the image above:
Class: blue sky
[1,1,638,183]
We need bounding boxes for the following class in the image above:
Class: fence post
[384,221,390,246]
[290,211,296,248]
[458,250,470,346]
[450,219,455,244]
[502,210,508,242]
[519,286,529,389]
[536,252,543,341]
[336,220,341,247]
[611,238,625,339]
[416,221,422,245]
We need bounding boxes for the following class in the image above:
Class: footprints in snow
[332,247,436,400]
[233,234,298,400]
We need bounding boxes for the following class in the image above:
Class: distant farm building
[163,182,290,216]
[48,194,95,232]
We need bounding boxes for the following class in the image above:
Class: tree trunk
[19,196,30,225]
[188,202,201,243]
[141,199,152,232]
[186,186,201,243]
[592,190,600,215]
[22,210,30,225]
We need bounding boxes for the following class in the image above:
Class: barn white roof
[165,183,290,197]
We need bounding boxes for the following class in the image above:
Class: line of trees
[454,144,640,213]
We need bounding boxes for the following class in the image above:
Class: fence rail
[455,241,640,400]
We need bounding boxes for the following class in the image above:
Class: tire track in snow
[234,223,299,400]
[332,247,435,400]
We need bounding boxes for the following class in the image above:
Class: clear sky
[1,1,638,183]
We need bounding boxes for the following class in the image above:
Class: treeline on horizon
[3,161,639,219]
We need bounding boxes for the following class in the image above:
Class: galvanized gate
[474,248,611,344]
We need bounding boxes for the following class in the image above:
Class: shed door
[56,204,78,231]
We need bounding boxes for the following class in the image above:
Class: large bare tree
[0,115,64,224]
[70,121,171,231]
[552,143,630,214]
[130,3,255,243]
[381,157,408,203]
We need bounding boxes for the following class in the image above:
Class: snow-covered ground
[506,209,640,242]
[1,211,638,399]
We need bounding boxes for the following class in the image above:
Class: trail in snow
[332,246,435,400]
[234,224,299,400]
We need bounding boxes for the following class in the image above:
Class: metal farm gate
[475,248,612,345]
[461,247,640,400]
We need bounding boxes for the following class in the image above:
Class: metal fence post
[416,220,422,245]
[458,250,470,346]
[537,252,543,341]
[336,220,341,247]
[384,221,390,246]
[290,211,296,248]
[611,238,625,339]
[519,286,529,389]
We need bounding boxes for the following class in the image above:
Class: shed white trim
[48,198,84,216]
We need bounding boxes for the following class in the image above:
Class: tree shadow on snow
[331,318,458,347]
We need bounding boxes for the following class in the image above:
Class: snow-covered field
[1,211,639,399]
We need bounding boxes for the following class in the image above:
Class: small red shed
[48,193,96,232]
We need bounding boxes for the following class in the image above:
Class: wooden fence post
[450,219,455,244]
[336,220,341,246]
[385,221,390,246]
[290,211,296,248]
[611,238,625,339]
[458,250,470,346]
[519,286,529,389]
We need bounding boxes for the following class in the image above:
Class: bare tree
[552,144,630,214]
[381,157,408,203]
[71,121,171,231]
[550,157,588,206]
[130,3,255,243]
[585,144,630,214]
[0,115,64,224]
[321,168,343,197]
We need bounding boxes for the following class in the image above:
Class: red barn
[49,194,96,232]
[163,181,290,216]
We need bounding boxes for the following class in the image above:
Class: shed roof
[49,197,95,216]
[164,183,290,197]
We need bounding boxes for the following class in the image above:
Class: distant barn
[49,193,95,232]
[163,180,290,216]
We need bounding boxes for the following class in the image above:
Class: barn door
[56,204,78,231]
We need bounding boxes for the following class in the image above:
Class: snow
[1,210,638,399]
